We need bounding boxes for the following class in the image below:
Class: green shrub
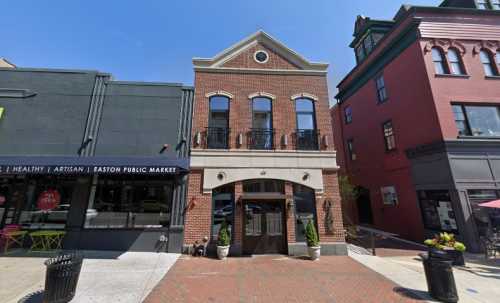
[217,221,230,247]
[305,220,319,247]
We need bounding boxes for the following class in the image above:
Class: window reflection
[293,184,317,242]
[85,176,173,229]
[212,185,234,241]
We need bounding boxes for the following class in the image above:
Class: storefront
[0,157,189,252]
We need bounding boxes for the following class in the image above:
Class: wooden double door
[243,200,286,254]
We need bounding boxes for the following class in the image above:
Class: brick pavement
[144,255,422,303]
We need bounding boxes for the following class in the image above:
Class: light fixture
[159,144,170,154]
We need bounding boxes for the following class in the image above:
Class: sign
[0,165,178,175]
[37,189,61,211]
[0,195,5,205]
[381,186,398,206]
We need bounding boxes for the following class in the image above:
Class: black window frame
[344,106,353,124]
[452,103,500,137]
[382,120,396,151]
[347,138,355,161]
[295,98,319,150]
[452,104,472,136]
[375,74,388,103]
[207,95,230,149]
[250,97,274,150]
[211,184,235,243]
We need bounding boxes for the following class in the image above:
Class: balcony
[206,127,230,149]
[249,128,274,150]
[295,129,319,150]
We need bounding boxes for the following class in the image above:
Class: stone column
[232,181,243,255]
[285,181,296,245]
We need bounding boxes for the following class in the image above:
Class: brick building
[184,31,346,255]
[332,0,500,252]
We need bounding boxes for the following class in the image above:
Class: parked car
[31,204,98,223]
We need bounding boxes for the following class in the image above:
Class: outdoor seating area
[0,224,65,253]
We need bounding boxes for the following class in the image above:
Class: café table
[29,230,66,251]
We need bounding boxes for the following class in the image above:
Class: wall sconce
[287,199,294,211]
[78,136,93,155]
[195,131,201,146]
[282,134,288,147]
[159,144,170,154]
[302,172,310,181]
[238,133,243,146]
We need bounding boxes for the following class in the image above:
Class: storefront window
[418,190,458,233]
[212,185,234,241]
[243,179,284,193]
[293,184,317,242]
[1,176,75,230]
[468,189,500,236]
[85,176,173,229]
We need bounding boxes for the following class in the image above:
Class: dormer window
[355,32,385,63]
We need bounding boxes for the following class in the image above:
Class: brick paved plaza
[144,255,422,303]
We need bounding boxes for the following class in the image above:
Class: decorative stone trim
[290,93,319,101]
[423,39,467,55]
[472,40,500,56]
[205,90,234,99]
[248,92,276,100]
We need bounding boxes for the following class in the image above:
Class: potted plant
[424,232,466,266]
[216,221,230,260]
[305,220,320,261]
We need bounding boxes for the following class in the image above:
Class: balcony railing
[249,128,274,150]
[296,129,319,150]
[206,127,230,149]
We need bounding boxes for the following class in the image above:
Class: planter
[308,246,321,261]
[217,245,230,260]
[429,248,465,266]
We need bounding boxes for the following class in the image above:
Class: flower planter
[429,248,465,266]
[217,245,230,260]
[308,246,321,261]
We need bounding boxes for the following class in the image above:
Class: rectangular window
[293,184,317,242]
[347,139,355,161]
[212,185,234,241]
[418,190,458,233]
[382,120,396,151]
[477,0,489,9]
[363,35,374,55]
[452,105,471,136]
[356,45,365,62]
[492,0,500,9]
[344,106,352,124]
[85,176,173,229]
[375,75,387,103]
[371,33,384,46]
[381,186,398,206]
[453,104,500,137]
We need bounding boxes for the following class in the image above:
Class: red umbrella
[478,199,500,209]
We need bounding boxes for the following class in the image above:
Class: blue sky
[1,0,439,99]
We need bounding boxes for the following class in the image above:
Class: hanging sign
[37,189,61,211]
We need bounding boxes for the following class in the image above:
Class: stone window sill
[435,74,470,79]
[485,75,500,80]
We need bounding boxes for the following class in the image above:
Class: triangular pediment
[193,30,328,71]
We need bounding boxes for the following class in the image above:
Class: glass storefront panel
[85,176,173,229]
[1,176,75,230]
[468,189,500,236]
[293,184,317,242]
[418,190,458,233]
[211,184,234,241]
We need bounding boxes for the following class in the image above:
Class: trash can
[421,250,459,303]
[43,252,83,303]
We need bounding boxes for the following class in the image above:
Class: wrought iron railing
[249,128,274,150]
[296,129,319,150]
[206,127,230,149]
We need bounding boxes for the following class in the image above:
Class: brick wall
[316,171,345,242]
[222,43,300,70]
[183,170,212,245]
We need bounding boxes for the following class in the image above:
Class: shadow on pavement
[17,290,44,303]
[393,286,431,301]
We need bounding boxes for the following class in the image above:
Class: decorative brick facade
[185,31,346,256]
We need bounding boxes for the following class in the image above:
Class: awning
[0,156,189,175]
[479,199,500,209]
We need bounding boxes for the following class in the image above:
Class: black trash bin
[43,252,83,303]
[421,250,459,303]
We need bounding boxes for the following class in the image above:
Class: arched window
[251,97,273,150]
[295,98,318,150]
[208,96,230,149]
[431,47,448,74]
[480,50,498,76]
[447,48,465,75]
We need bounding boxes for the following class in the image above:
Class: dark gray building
[0,66,194,252]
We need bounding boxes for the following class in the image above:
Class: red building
[332,0,500,252]
[184,31,346,256]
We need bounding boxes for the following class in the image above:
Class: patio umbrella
[478,199,500,209]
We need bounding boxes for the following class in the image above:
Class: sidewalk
[349,245,500,303]
[0,251,179,303]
